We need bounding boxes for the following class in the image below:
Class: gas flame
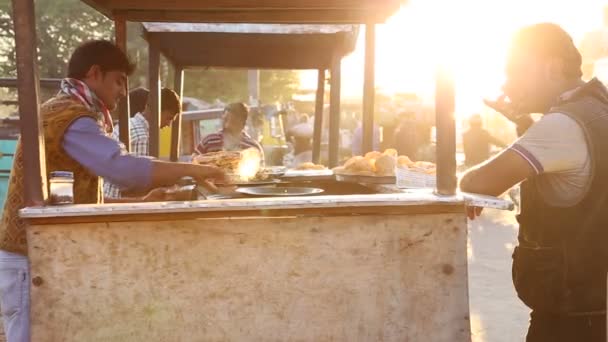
[236,148,261,182]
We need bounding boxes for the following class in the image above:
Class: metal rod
[148,35,162,158]
[0,77,61,89]
[11,0,47,205]
[247,70,260,104]
[114,13,131,151]
[312,69,325,164]
[435,66,457,195]
[328,58,341,168]
[362,23,376,154]
[170,67,184,162]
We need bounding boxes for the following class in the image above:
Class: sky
[300,0,607,118]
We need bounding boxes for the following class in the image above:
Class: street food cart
[139,23,358,164]
[9,0,510,340]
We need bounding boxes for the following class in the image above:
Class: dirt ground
[468,208,529,341]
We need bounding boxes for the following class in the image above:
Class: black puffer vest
[513,78,608,314]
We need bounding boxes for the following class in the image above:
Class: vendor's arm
[460,113,588,215]
[459,150,534,197]
[63,118,224,194]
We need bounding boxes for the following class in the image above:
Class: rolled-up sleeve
[62,117,153,192]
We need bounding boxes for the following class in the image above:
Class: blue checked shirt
[103,113,151,199]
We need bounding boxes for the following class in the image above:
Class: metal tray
[335,173,395,184]
[281,169,334,182]
[236,186,324,197]
[262,166,287,176]
[217,178,281,187]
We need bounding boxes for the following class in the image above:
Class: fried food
[407,161,437,174]
[346,156,375,173]
[193,148,262,181]
[338,149,434,177]
[374,154,396,176]
[295,162,327,171]
[382,148,398,157]
[397,155,414,167]
[364,151,383,160]
[192,151,241,173]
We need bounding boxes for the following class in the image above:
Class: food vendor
[195,102,264,159]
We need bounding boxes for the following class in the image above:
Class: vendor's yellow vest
[0,94,102,255]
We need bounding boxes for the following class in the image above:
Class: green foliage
[0,0,300,103]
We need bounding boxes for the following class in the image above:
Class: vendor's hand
[193,165,227,185]
[483,94,524,123]
[466,205,484,220]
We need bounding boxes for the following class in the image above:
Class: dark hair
[510,23,582,79]
[225,102,249,122]
[129,87,149,117]
[68,40,135,79]
[160,88,181,114]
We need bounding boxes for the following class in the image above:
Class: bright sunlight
[301,0,606,119]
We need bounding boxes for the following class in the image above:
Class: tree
[0,0,301,105]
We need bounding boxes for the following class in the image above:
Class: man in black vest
[460,23,608,341]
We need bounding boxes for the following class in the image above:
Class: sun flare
[300,0,605,121]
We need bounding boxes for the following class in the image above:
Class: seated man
[195,102,264,159]
[0,40,224,342]
[104,87,182,199]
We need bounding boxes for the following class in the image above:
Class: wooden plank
[362,23,376,154]
[104,0,398,10]
[178,52,332,70]
[328,57,341,168]
[435,66,457,195]
[12,0,47,205]
[312,69,325,164]
[121,9,394,24]
[20,192,465,219]
[82,0,111,17]
[25,204,463,225]
[151,32,347,69]
[170,67,183,162]
[27,212,470,341]
[114,13,131,151]
[148,35,161,158]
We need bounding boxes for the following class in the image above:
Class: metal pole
[247,70,260,105]
[148,35,161,158]
[170,67,184,162]
[312,69,325,164]
[362,23,376,154]
[435,66,457,195]
[12,0,47,205]
[114,13,131,151]
[328,58,342,168]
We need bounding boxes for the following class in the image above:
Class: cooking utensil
[235,186,324,197]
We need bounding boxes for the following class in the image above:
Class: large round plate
[236,186,324,197]
[334,173,395,184]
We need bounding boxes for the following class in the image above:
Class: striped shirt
[195,130,264,159]
[103,113,151,199]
